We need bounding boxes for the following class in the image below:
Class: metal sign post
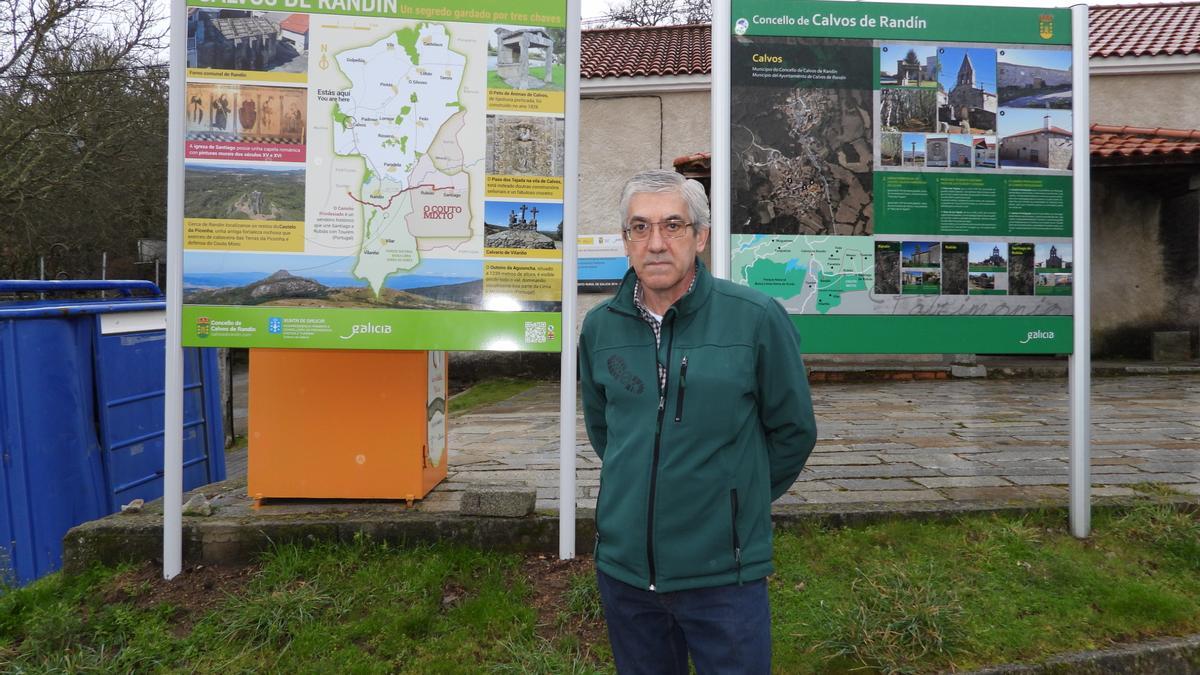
[1069,3,1091,538]
[560,0,582,560]
[164,0,187,580]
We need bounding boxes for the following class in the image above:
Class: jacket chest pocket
[670,347,753,426]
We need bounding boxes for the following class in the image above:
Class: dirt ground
[521,554,608,658]
[102,562,260,635]
[99,554,607,653]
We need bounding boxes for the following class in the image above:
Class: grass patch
[449,378,538,415]
[3,502,1200,673]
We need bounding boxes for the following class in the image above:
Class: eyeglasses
[623,219,693,242]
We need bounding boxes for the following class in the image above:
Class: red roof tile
[280,13,309,34]
[582,23,710,79]
[1091,124,1200,162]
[1090,2,1200,58]
[582,5,1198,80]
[1005,125,1073,140]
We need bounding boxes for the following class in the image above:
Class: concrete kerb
[64,488,1200,571]
[966,634,1200,674]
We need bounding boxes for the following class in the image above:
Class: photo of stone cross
[493,27,555,89]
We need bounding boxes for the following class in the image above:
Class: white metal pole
[710,0,731,280]
[559,0,581,560]
[163,0,187,579]
[1069,3,1091,539]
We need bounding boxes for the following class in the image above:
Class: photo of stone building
[998,47,1072,109]
[973,136,997,168]
[999,114,1073,170]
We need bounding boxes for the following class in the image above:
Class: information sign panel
[180,0,568,351]
[727,0,1076,353]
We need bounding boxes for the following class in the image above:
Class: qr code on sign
[524,321,548,344]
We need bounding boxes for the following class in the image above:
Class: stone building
[1090,3,1200,357]
[999,116,1073,169]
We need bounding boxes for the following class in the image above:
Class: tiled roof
[1090,3,1200,58]
[581,5,1199,80]
[1005,126,1073,139]
[581,23,710,78]
[280,14,309,34]
[1091,124,1200,162]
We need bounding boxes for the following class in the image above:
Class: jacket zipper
[674,356,688,423]
[731,489,742,585]
[646,327,673,591]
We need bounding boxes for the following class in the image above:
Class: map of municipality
[732,235,874,314]
[332,24,474,295]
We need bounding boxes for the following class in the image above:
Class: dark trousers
[596,569,771,675]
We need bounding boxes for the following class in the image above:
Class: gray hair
[618,169,711,231]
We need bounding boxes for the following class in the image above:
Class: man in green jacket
[579,169,818,674]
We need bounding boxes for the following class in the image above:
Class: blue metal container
[0,281,225,584]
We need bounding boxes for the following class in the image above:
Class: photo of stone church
[936,47,997,134]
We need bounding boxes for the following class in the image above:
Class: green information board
[180,0,568,350]
[727,0,1077,353]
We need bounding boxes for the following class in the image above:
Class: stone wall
[578,91,711,237]
[1091,72,1200,130]
[575,90,711,329]
[1091,172,1200,358]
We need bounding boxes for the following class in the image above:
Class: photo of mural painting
[186,83,306,144]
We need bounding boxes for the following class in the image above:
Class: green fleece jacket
[579,260,817,592]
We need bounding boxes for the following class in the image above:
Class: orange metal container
[248,348,447,500]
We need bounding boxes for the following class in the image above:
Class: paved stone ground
[222,375,1200,513]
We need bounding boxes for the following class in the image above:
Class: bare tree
[602,0,711,27]
[0,0,166,279]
